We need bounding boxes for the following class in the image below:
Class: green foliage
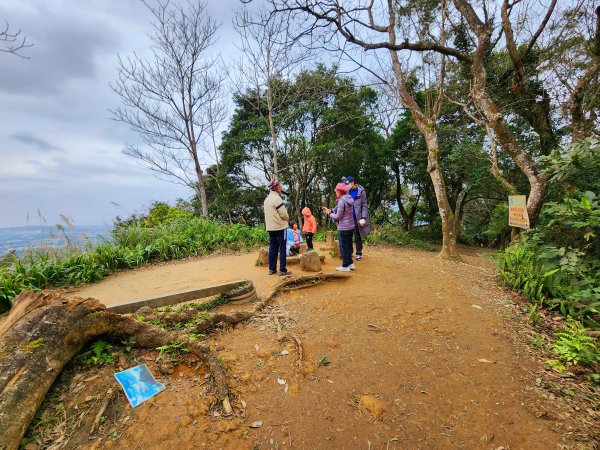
[366,225,438,252]
[498,139,600,328]
[498,244,559,305]
[529,304,544,330]
[214,65,389,224]
[484,204,510,247]
[121,336,136,353]
[550,318,600,367]
[541,138,600,195]
[0,215,269,312]
[78,340,115,366]
[316,356,330,366]
[156,341,188,358]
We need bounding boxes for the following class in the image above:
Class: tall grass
[0,218,268,312]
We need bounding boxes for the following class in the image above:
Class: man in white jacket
[263,180,291,276]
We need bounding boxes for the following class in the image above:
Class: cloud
[0,0,244,228]
[9,131,63,152]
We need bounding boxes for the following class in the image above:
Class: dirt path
[56,246,592,449]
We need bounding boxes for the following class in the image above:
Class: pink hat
[268,180,282,191]
[335,182,349,194]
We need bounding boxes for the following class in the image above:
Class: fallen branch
[290,334,304,370]
[90,388,114,435]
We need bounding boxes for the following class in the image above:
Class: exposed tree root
[0,272,349,449]
[135,272,349,334]
[0,291,230,450]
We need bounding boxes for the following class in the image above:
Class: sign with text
[508,195,530,229]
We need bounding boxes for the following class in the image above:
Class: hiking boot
[279,270,292,276]
[268,270,277,275]
[336,266,351,272]
[356,254,362,260]
[348,263,355,270]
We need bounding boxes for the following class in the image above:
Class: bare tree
[110,0,226,217]
[232,5,311,179]
[1,22,32,57]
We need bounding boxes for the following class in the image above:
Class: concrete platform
[107,279,247,314]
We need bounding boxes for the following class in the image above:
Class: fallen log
[0,291,230,450]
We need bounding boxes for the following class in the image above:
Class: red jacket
[301,207,317,233]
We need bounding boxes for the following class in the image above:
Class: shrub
[549,318,600,368]
[0,217,269,312]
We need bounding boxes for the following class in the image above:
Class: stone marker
[256,248,269,266]
[301,251,322,272]
[320,230,340,258]
[326,230,335,247]
[287,253,325,265]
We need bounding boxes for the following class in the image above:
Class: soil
[25,245,598,449]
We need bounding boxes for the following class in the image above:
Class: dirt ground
[26,245,598,449]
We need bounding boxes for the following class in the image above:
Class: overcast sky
[0,0,245,228]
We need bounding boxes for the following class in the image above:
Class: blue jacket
[286,228,303,255]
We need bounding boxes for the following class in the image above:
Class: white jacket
[263,191,289,231]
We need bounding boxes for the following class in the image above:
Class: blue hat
[344,176,355,184]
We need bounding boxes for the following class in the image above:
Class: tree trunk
[392,165,410,230]
[196,168,209,218]
[468,40,548,224]
[0,292,228,450]
[452,0,549,224]
[191,145,209,217]
[267,79,279,178]
[423,129,460,258]
[570,6,600,143]
[387,21,459,258]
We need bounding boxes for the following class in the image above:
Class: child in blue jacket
[286,221,303,256]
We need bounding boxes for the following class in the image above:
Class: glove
[358,219,367,227]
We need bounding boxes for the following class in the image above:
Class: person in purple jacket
[343,176,370,260]
[322,182,355,272]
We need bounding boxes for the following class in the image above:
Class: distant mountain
[0,225,111,257]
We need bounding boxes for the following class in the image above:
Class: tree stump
[256,248,269,266]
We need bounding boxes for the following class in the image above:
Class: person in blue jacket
[343,176,370,260]
[286,221,303,256]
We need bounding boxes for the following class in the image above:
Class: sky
[0,0,245,228]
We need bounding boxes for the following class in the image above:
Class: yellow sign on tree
[508,195,530,229]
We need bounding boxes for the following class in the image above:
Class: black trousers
[338,229,354,267]
[304,232,314,250]
[268,230,287,272]
[353,222,363,256]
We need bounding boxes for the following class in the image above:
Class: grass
[0,217,268,312]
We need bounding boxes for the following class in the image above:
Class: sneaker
[348,263,355,270]
[336,266,351,272]
[356,254,362,260]
[279,270,292,276]
[268,270,277,275]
